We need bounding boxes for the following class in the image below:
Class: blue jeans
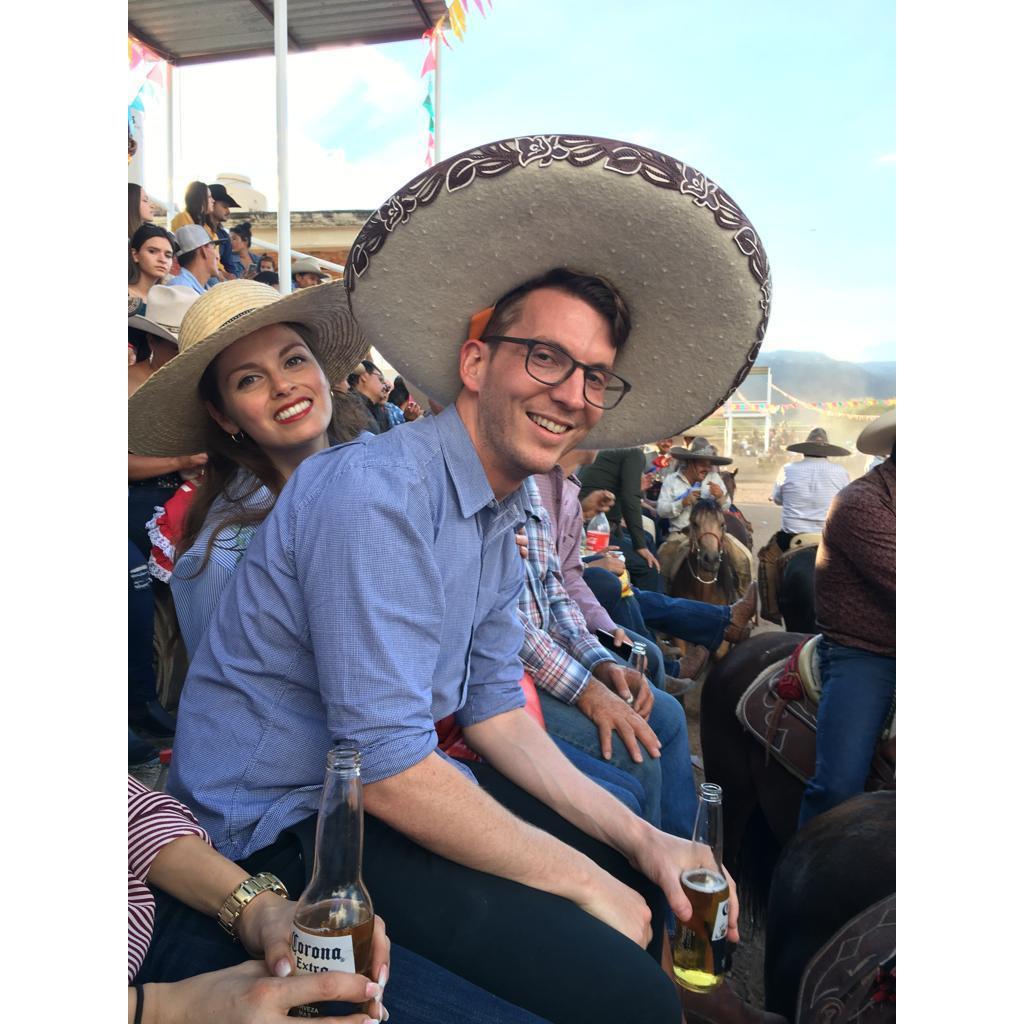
[136,888,550,1023]
[551,736,645,816]
[798,638,896,827]
[584,568,729,652]
[129,540,158,708]
[539,685,697,838]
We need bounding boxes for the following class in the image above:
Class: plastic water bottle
[585,512,611,553]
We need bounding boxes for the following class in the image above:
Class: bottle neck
[692,783,724,871]
[308,750,366,892]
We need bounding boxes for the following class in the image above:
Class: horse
[668,498,741,608]
[700,631,807,918]
[700,632,895,923]
[764,791,896,1023]
[778,544,817,633]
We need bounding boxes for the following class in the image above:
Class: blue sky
[157,0,895,363]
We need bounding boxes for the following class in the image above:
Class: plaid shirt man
[517,476,616,703]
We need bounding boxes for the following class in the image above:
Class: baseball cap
[175,224,214,255]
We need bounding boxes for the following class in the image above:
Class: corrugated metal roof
[128,0,450,66]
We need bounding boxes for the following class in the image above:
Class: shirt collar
[435,405,535,523]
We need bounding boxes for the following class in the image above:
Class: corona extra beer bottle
[672,782,730,992]
[289,747,375,1018]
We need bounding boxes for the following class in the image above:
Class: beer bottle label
[711,899,729,942]
[291,928,357,974]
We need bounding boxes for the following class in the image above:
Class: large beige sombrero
[345,133,771,449]
[128,279,366,456]
[856,409,896,457]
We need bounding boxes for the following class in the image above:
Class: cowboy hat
[668,436,733,466]
[127,285,201,345]
[787,427,850,458]
[345,133,771,448]
[128,279,366,456]
[856,409,896,457]
[292,256,329,279]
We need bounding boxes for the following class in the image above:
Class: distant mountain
[755,350,896,402]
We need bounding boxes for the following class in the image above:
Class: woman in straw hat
[129,279,371,658]
[127,279,550,1024]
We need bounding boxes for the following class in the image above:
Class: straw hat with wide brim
[787,427,850,458]
[345,133,771,449]
[668,437,733,466]
[128,279,366,456]
[856,409,896,457]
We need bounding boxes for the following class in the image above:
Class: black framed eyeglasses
[481,336,632,410]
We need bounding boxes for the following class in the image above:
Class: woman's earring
[230,431,246,444]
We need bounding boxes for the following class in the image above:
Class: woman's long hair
[184,180,211,230]
[178,339,373,576]
[128,183,146,238]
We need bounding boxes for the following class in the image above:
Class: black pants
[241,762,680,1024]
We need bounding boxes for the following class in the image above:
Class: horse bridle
[687,530,724,585]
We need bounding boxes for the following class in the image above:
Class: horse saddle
[795,893,896,1023]
[736,637,895,787]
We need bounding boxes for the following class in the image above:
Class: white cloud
[762,280,896,363]
[874,152,897,165]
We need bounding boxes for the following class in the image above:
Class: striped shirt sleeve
[128,776,211,982]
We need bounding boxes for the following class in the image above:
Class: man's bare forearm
[363,749,614,905]
[462,708,651,861]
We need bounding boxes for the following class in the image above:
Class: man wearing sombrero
[800,410,895,826]
[164,134,779,1024]
[758,426,850,623]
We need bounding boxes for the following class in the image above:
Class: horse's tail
[734,805,780,930]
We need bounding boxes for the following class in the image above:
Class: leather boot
[723,583,758,644]
[675,644,709,680]
[679,978,788,1024]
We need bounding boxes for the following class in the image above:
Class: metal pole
[433,32,441,163]
[165,62,175,230]
[275,0,292,295]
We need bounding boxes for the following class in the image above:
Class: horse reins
[687,530,723,585]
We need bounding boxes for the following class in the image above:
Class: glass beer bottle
[672,782,730,992]
[290,747,375,1019]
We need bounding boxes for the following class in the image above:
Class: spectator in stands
[168,226,219,294]
[126,280,370,658]
[387,376,423,421]
[347,359,393,434]
[209,183,244,279]
[229,221,260,279]
[129,224,176,306]
[258,254,276,274]
[291,255,329,289]
[578,447,662,592]
[171,180,213,234]
[127,777,547,1024]
[517,475,699,838]
[129,182,155,238]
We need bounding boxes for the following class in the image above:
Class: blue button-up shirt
[166,267,207,294]
[168,404,530,860]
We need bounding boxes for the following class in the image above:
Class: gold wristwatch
[217,872,289,939]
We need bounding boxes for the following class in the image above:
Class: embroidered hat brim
[128,279,367,456]
[345,134,771,449]
[856,409,896,457]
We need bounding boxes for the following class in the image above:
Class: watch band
[217,872,289,939]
